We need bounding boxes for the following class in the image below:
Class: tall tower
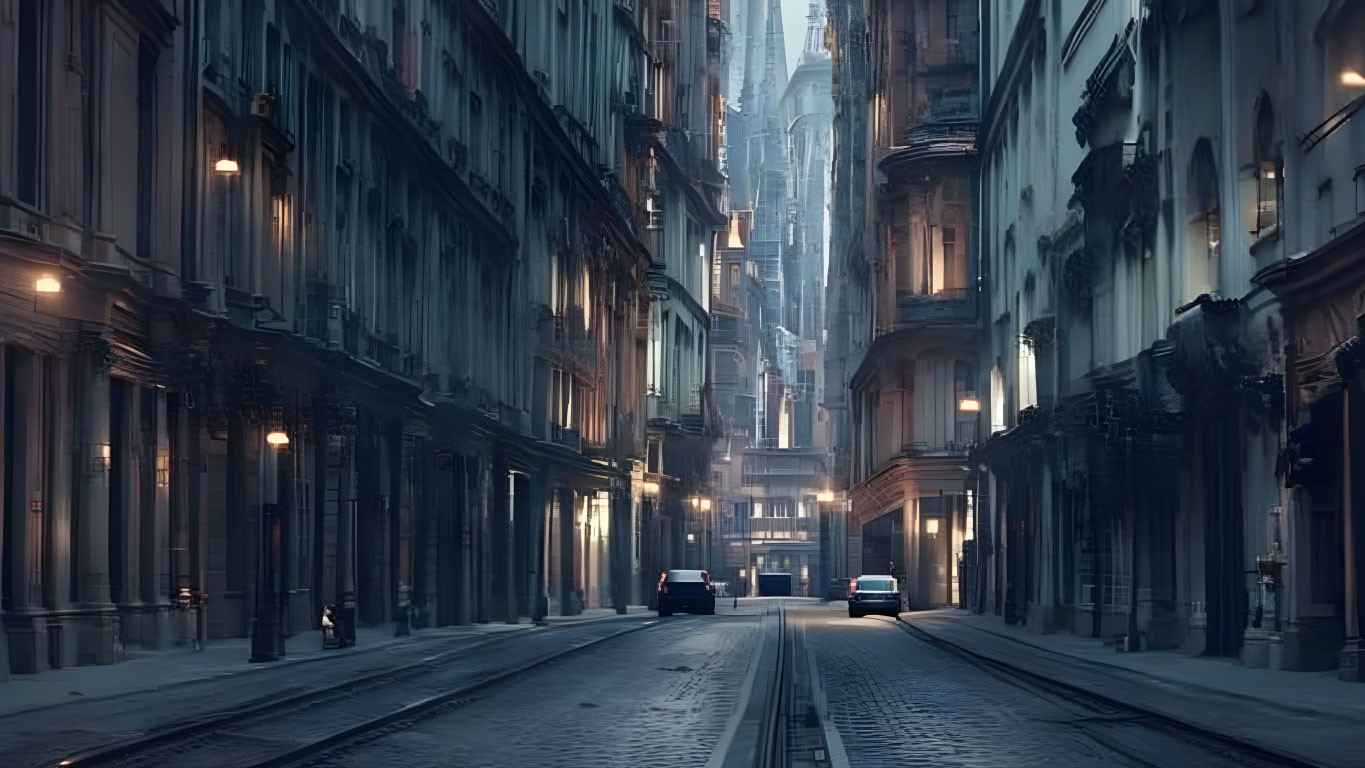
[803,2,826,61]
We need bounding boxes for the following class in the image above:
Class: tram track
[886,616,1324,768]
[49,618,665,768]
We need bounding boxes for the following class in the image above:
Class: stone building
[780,3,833,452]
[825,0,982,608]
[622,0,730,594]
[0,0,726,677]
[974,0,1365,678]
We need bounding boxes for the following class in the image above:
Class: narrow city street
[3,599,1319,768]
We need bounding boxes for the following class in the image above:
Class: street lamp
[251,428,289,663]
[214,144,240,174]
[35,276,60,293]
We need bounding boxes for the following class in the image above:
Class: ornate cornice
[1072,22,1136,147]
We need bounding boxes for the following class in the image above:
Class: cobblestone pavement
[1,617,650,768]
[306,612,764,768]
[797,603,1299,768]
[6,600,1310,768]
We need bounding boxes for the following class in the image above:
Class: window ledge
[1249,222,1280,250]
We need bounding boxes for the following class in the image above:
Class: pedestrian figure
[322,604,341,649]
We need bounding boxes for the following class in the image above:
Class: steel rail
[756,603,788,768]
[53,618,661,768]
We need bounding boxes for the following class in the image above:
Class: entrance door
[920,497,950,606]
[860,510,900,576]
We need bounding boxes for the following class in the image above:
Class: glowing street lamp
[816,490,835,503]
[958,397,981,412]
[35,276,61,293]
[214,157,240,174]
[265,431,290,446]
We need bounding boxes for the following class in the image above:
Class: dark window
[16,0,41,206]
[1253,94,1281,234]
[137,44,157,262]
[266,24,280,93]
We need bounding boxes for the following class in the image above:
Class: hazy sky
[781,0,819,76]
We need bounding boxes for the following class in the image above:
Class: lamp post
[250,429,288,662]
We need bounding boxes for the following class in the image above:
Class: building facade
[975,0,1365,679]
[826,0,982,608]
[0,0,735,677]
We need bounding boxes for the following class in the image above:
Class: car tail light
[849,580,858,597]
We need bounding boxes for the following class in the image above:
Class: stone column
[4,350,49,672]
[610,480,631,614]
[115,382,144,643]
[1341,388,1362,680]
[45,356,72,629]
[74,349,115,664]
[147,389,172,647]
[0,348,7,680]
[560,487,577,615]
[1035,461,1057,633]
[336,433,357,646]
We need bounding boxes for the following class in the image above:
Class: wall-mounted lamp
[700,499,712,511]
[35,276,61,293]
[815,490,835,503]
[1342,70,1365,87]
[214,157,240,174]
[958,397,981,412]
[642,480,660,496]
[266,431,290,446]
[155,450,171,488]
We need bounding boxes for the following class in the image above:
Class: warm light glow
[815,490,835,503]
[739,569,746,578]
[266,431,290,445]
[642,481,660,496]
[926,518,940,535]
[35,276,61,293]
[1342,70,1365,87]
[690,497,700,508]
[958,397,981,412]
[214,157,240,173]
[700,499,712,511]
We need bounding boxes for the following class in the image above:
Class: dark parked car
[848,575,901,617]
[657,570,716,616]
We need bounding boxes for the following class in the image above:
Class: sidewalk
[903,609,1365,768]
[0,606,650,718]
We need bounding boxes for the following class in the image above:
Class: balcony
[895,288,976,325]
[745,517,819,542]
[551,424,582,452]
[913,40,978,72]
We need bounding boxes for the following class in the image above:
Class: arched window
[1253,93,1282,235]
[1187,138,1220,295]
